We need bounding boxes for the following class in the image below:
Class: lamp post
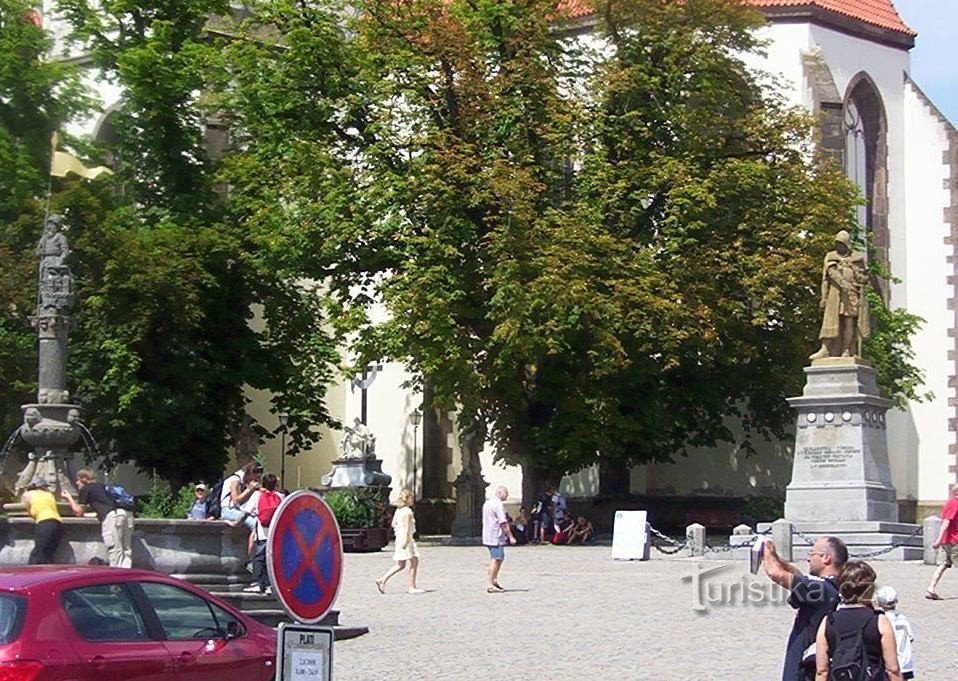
[279,412,289,490]
[409,408,422,497]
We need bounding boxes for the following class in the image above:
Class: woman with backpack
[813,560,903,681]
[244,473,283,594]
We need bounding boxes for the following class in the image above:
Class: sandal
[924,591,942,600]
[375,580,385,595]
[486,585,505,593]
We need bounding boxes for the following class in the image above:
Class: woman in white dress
[375,488,425,594]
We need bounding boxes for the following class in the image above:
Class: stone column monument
[767,230,921,559]
[450,419,488,538]
[11,216,85,496]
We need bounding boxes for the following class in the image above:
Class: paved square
[332,544,958,679]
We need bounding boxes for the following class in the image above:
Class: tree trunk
[598,460,630,497]
[520,460,549,510]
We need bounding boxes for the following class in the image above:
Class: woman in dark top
[813,560,902,681]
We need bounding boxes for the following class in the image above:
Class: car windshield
[0,595,27,644]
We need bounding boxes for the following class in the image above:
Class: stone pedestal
[779,358,921,560]
[320,458,392,488]
[785,359,897,522]
[450,471,487,538]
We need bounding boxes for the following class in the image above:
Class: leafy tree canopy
[1,0,339,490]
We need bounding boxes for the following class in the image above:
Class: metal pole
[280,427,286,489]
[413,423,419,497]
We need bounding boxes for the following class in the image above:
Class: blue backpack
[105,484,136,512]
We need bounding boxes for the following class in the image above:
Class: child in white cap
[875,585,915,679]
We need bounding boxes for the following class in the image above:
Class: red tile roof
[561,1,915,37]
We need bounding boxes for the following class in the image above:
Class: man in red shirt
[926,484,958,600]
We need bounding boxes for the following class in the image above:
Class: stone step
[722,545,924,562]
[756,521,921,535]
[732,533,922,547]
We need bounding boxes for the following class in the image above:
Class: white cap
[875,585,898,608]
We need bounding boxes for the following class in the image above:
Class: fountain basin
[19,403,81,449]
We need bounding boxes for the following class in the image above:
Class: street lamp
[409,408,422,497]
[279,412,289,491]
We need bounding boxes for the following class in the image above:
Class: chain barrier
[641,523,922,559]
[648,525,689,555]
[847,524,924,559]
[792,528,817,546]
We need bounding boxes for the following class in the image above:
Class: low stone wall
[0,517,250,575]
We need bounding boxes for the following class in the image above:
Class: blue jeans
[486,545,505,561]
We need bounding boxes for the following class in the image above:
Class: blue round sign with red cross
[266,490,343,624]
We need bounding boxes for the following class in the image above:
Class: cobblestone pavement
[330,543,958,680]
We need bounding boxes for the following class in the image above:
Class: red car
[0,565,277,681]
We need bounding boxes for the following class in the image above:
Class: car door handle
[88,655,107,670]
[178,651,196,666]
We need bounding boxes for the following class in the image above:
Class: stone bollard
[772,518,793,562]
[686,522,706,557]
[923,516,942,565]
[732,523,753,536]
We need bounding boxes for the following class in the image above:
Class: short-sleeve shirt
[782,574,839,681]
[942,497,958,544]
[536,493,551,520]
[77,483,116,522]
[482,497,508,547]
[220,471,244,509]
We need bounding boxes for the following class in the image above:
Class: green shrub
[138,473,201,519]
[322,487,386,528]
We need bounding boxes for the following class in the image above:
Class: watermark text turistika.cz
[682,564,791,612]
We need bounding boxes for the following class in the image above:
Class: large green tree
[25,0,342,488]
[195,0,927,500]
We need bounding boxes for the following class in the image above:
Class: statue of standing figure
[809,230,870,360]
[340,417,376,459]
[37,215,74,312]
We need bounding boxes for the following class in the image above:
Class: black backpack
[205,475,233,520]
[827,610,885,681]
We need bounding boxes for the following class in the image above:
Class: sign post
[267,490,344,680]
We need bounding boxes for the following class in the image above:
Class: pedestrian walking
[813,560,903,681]
[22,478,63,564]
[876,585,915,680]
[376,489,425,594]
[762,535,846,680]
[482,485,516,593]
[925,483,958,600]
[62,468,133,568]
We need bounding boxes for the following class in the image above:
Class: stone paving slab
[332,543,958,680]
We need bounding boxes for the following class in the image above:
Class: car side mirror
[225,621,244,640]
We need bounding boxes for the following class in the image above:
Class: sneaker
[408,588,426,594]
[242,584,261,593]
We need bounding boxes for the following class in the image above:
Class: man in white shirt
[482,485,516,593]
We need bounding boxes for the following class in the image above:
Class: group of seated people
[509,507,594,545]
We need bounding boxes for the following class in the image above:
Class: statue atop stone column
[809,229,870,361]
[0,214,86,502]
[37,215,74,312]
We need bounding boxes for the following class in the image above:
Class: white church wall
[899,81,956,505]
